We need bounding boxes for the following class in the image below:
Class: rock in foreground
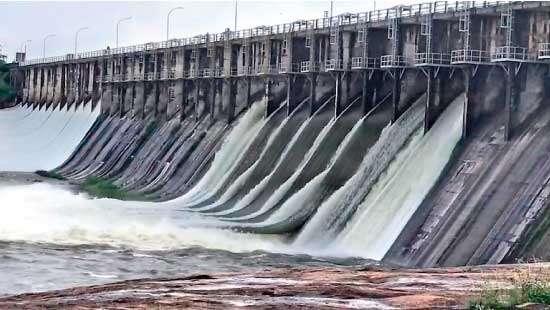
[0,263,548,309]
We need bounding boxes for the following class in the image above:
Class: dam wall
[5,1,550,266]
[11,1,550,137]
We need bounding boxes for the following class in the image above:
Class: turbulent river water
[0,94,464,296]
[0,183,371,296]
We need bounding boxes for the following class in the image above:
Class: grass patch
[469,265,550,309]
[80,176,146,201]
[35,170,66,181]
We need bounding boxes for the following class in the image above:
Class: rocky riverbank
[0,263,548,309]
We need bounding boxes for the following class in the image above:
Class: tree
[0,60,14,104]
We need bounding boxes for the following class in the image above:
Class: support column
[286,75,298,115]
[424,68,435,133]
[504,62,515,141]
[245,76,251,108]
[264,77,277,117]
[334,72,342,117]
[224,78,237,123]
[308,73,317,116]
[392,68,401,122]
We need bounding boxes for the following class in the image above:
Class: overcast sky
[0,0,417,61]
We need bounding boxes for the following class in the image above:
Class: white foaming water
[167,101,266,206]
[294,98,425,246]
[0,183,290,253]
[222,118,336,221]
[334,96,464,260]
[198,111,320,216]
[0,103,99,171]
[242,116,367,227]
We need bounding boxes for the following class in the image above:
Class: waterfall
[334,95,464,260]
[294,95,426,246]
[0,103,99,171]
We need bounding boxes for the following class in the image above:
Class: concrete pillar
[340,72,350,112]
[308,74,317,116]
[245,76,251,108]
[53,66,63,107]
[264,77,278,117]
[361,71,373,115]
[222,43,236,122]
[462,68,473,139]
[194,80,201,120]
[133,82,145,119]
[286,75,297,115]
[100,84,113,115]
[334,72,342,117]
[504,62,517,141]
[35,68,43,108]
[424,68,435,133]
[223,78,237,122]
[392,68,401,122]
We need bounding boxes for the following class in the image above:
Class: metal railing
[491,46,530,62]
[380,55,410,67]
[102,74,112,82]
[19,0,508,67]
[325,59,344,71]
[414,52,451,65]
[450,49,491,63]
[538,43,550,59]
[300,60,320,73]
[255,64,279,75]
[237,66,252,76]
[351,57,379,69]
[133,72,145,81]
[145,72,158,80]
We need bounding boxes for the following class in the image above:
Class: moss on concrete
[80,176,146,201]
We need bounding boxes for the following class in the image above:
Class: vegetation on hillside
[469,265,550,309]
[0,60,14,104]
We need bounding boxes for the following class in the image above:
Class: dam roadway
[3,0,550,268]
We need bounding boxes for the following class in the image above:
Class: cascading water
[294,96,426,246]
[0,103,99,171]
[170,100,268,205]
[333,95,464,260]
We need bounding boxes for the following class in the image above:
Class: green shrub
[469,266,550,309]
[80,176,146,201]
[0,60,14,104]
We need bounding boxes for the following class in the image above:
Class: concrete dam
[4,0,550,267]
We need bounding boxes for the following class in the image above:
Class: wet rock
[0,263,547,309]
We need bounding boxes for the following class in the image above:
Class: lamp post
[234,0,238,33]
[167,7,184,41]
[116,16,132,48]
[20,40,31,54]
[75,27,89,55]
[43,34,56,58]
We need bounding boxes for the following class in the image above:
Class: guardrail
[380,55,410,67]
[538,43,550,59]
[491,46,532,62]
[414,52,451,65]
[351,57,379,69]
[450,49,491,63]
[19,0,507,67]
